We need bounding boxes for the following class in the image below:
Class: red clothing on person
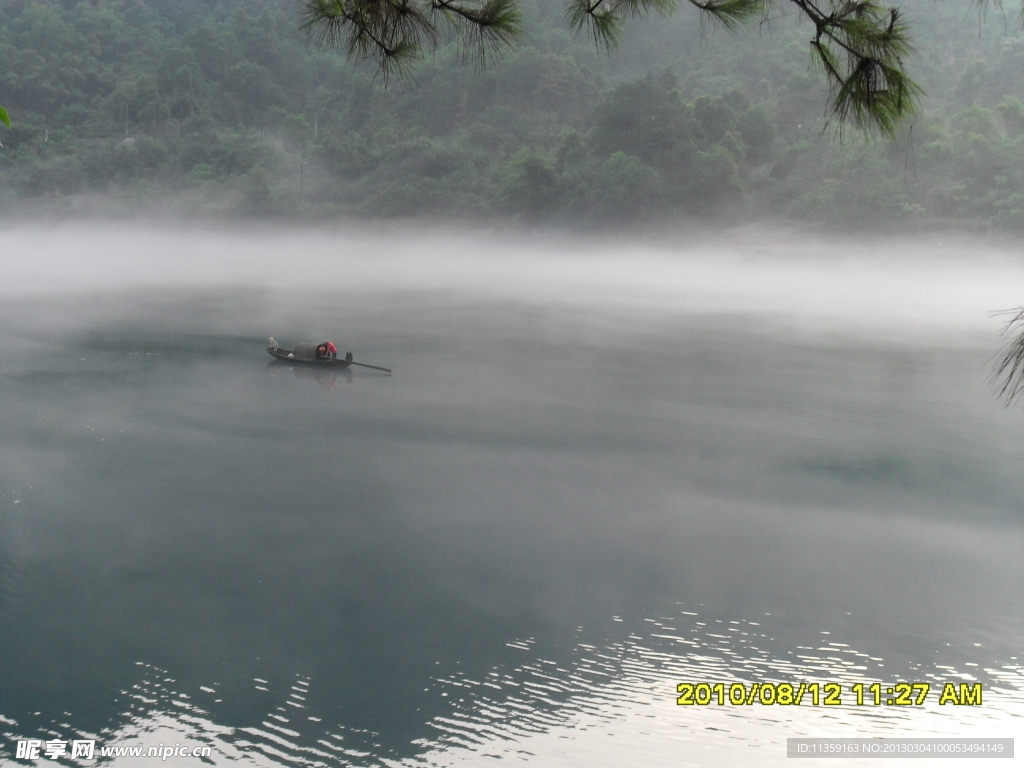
[326,341,337,358]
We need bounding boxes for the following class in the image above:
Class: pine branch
[302,0,923,136]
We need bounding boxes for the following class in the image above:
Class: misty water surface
[0,226,1022,767]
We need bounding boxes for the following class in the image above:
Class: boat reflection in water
[268,359,353,388]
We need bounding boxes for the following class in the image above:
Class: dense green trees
[0,0,1022,230]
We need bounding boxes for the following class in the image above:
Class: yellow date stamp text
[675,682,983,707]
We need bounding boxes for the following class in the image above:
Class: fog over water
[0,225,1021,767]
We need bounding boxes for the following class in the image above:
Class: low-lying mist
[2,223,1022,339]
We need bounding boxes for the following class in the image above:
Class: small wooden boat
[267,340,391,373]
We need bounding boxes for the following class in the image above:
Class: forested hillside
[1,0,1022,228]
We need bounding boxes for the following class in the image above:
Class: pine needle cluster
[990,309,1024,405]
[301,0,521,81]
[798,0,922,136]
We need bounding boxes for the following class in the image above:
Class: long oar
[350,360,392,373]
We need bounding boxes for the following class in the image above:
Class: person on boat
[323,341,338,359]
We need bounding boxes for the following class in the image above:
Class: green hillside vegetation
[0,0,1022,229]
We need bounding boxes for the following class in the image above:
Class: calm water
[0,228,1022,767]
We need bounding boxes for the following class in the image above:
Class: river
[0,225,1021,766]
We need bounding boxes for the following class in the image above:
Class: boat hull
[267,347,352,367]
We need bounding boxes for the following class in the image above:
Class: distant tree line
[0,0,1022,230]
